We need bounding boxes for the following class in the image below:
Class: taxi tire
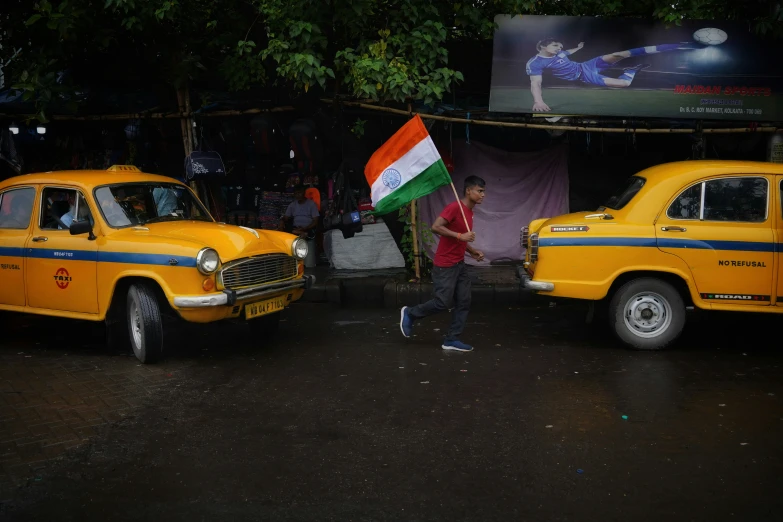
[609,278,685,351]
[127,283,164,364]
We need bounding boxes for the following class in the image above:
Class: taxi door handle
[32,236,48,242]
[661,226,687,232]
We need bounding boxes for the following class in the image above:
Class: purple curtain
[418,140,569,265]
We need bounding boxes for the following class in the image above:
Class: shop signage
[489,15,782,121]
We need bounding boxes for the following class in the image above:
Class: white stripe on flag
[370,136,441,205]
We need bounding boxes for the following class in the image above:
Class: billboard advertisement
[489,15,783,121]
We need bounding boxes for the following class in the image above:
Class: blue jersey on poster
[525,51,581,81]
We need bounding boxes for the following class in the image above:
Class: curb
[304,279,543,307]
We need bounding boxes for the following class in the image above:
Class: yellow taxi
[0,166,314,363]
[519,160,783,350]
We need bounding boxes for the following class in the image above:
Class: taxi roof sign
[107,165,141,172]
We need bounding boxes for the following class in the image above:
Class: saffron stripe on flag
[365,115,431,187]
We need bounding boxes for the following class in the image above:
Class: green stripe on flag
[371,159,452,216]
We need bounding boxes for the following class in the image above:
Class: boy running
[399,176,486,352]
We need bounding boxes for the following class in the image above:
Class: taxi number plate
[245,296,286,320]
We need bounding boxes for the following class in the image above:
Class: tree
[242,0,781,105]
[3,0,261,121]
[3,0,781,120]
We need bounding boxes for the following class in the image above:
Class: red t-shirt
[433,201,474,268]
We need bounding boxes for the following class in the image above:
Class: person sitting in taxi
[153,186,179,216]
[59,192,93,229]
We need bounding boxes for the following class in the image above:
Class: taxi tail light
[202,277,215,292]
[529,233,539,263]
[521,226,529,247]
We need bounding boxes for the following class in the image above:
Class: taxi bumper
[516,266,555,292]
[173,275,316,308]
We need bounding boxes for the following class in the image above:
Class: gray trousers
[408,262,471,341]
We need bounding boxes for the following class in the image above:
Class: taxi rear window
[603,176,646,210]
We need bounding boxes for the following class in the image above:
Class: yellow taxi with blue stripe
[520,160,783,350]
[0,166,314,363]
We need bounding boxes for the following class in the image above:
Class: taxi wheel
[127,283,164,363]
[248,312,281,337]
[609,278,686,350]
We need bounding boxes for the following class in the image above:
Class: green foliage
[4,0,782,121]
[351,118,367,138]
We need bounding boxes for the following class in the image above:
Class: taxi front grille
[219,254,297,290]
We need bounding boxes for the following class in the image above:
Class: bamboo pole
[321,98,781,135]
[1,99,777,135]
[410,198,421,281]
[403,102,422,281]
[0,106,296,122]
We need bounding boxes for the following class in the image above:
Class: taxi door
[776,176,783,307]
[25,186,99,314]
[656,175,774,305]
[0,186,37,307]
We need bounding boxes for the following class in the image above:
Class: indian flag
[364,114,452,215]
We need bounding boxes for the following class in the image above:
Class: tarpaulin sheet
[324,222,406,270]
[419,140,569,265]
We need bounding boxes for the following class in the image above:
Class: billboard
[489,15,783,121]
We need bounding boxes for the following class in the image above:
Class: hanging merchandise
[249,115,280,157]
[124,119,142,141]
[225,184,246,212]
[250,184,264,213]
[283,166,302,193]
[184,124,227,181]
[257,191,293,230]
[289,118,323,181]
[324,162,363,239]
[185,149,226,180]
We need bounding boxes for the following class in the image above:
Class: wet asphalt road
[1,302,783,522]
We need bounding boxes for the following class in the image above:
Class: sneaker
[400,306,413,338]
[442,340,474,352]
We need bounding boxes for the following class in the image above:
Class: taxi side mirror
[70,220,96,240]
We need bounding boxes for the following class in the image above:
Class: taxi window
[667,183,702,220]
[703,177,767,223]
[95,183,211,228]
[603,176,646,210]
[0,187,36,229]
[40,187,94,230]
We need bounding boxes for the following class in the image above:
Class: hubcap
[623,291,672,338]
[130,299,142,351]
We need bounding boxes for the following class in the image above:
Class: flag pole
[410,198,421,281]
[449,182,471,232]
[407,102,421,281]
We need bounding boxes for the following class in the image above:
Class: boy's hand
[460,231,476,242]
[470,250,485,262]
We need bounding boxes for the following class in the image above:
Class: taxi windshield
[94,183,212,228]
[601,176,646,211]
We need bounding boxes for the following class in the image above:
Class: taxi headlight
[196,248,220,275]
[292,238,309,260]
